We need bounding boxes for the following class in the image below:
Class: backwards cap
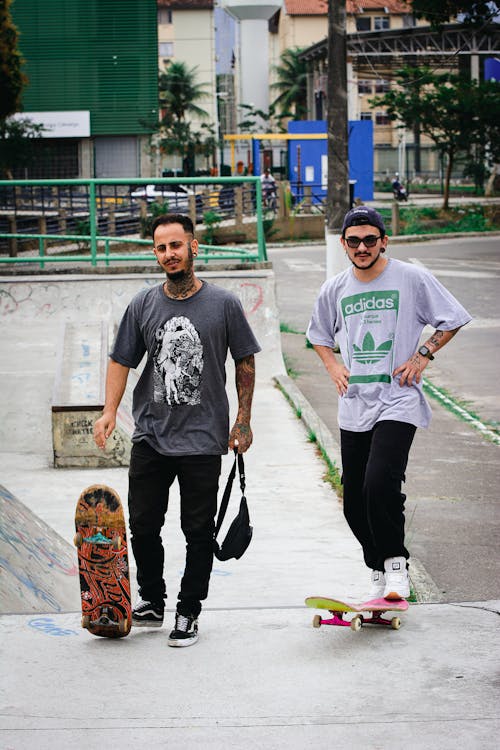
[342,206,385,234]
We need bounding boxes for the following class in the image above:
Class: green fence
[0,176,267,268]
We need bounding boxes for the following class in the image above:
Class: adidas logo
[353,332,393,365]
[343,296,395,315]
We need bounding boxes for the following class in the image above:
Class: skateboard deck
[305,596,409,631]
[74,484,131,637]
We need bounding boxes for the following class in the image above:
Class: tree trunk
[443,151,454,210]
[326,0,349,234]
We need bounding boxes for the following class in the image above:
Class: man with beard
[94,214,260,646]
[307,207,471,601]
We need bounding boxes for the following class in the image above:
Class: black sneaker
[168,612,199,647]
[132,597,164,628]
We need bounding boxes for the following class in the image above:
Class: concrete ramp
[0,484,80,614]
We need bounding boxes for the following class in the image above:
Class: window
[402,14,416,28]
[158,9,172,24]
[360,112,372,121]
[358,80,372,94]
[356,16,371,32]
[374,16,390,30]
[375,79,390,93]
[375,112,391,126]
[159,42,174,58]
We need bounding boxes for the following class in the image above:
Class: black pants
[128,440,221,618]
[340,420,416,572]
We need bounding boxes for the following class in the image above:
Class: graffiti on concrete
[28,617,79,637]
[0,484,80,614]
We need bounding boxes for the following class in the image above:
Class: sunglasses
[344,235,381,249]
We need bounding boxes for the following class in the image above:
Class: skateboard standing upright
[305,595,409,632]
[74,484,131,637]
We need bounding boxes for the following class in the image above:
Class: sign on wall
[11,111,91,138]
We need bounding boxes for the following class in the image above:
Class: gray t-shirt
[111,281,261,455]
[307,258,472,431]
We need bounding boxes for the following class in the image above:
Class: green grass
[280,322,305,335]
[386,204,500,236]
[283,353,300,379]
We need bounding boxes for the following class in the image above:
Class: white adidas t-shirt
[307,258,472,431]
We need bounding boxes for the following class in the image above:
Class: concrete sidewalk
[1,269,499,748]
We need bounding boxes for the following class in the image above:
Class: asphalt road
[268,233,500,602]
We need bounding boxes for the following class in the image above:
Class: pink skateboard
[305,596,409,631]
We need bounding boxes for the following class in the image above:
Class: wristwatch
[418,345,434,360]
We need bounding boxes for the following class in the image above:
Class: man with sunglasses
[307,206,471,600]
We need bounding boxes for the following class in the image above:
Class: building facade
[12,0,158,178]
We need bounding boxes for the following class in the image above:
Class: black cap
[342,207,385,234]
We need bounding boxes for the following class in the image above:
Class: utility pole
[325,0,350,277]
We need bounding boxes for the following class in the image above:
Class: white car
[130,184,192,210]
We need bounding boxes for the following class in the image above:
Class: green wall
[12,0,158,135]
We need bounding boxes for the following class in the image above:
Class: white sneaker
[368,570,386,600]
[383,557,410,600]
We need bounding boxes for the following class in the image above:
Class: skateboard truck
[306,596,408,632]
[313,610,402,631]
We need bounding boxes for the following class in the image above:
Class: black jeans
[340,420,416,572]
[128,440,221,618]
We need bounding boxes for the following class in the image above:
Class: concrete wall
[0,268,284,458]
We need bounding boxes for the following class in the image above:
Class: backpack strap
[214,449,245,539]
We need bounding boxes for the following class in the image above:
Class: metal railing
[0,177,267,268]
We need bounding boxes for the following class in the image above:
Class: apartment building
[276,0,433,177]
[157,1,216,122]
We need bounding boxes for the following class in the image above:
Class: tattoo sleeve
[234,355,255,422]
[427,328,460,352]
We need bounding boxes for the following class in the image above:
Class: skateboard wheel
[350,616,362,631]
[312,615,322,629]
[112,536,122,551]
[82,615,91,629]
[391,617,401,630]
[118,618,129,634]
[74,532,83,548]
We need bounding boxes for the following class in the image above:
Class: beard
[165,243,194,281]
[351,249,383,270]
[166,268,187,281]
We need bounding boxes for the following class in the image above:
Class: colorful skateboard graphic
[305,596,409,631]
[74,485,131,638]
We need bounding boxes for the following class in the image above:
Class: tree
[237,102,288,134]
[0,0,28,119]
[410,1,499,29]
[0,117,45,178]
[159,61,209,123]
[0,0,45,178]
[371,67,500,208]
[270,47,308,120]
[153,61,215,175]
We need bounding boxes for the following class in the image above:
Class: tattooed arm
[229,354,255,453]
[393,328,461,387]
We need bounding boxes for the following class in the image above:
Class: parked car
[130,184,193,209]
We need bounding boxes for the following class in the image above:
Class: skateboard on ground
[305,596,409,632]
[74,484,131,637]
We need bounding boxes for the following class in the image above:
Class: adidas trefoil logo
[352,332,393,365]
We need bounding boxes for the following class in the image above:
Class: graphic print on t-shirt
[153,316,203,405]
[341,290,399,384]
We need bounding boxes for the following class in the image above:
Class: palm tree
[271,48,308,120]
[159,61,209,123]
[156,61,213,175]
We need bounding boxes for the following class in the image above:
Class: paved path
[1,261,499,748]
